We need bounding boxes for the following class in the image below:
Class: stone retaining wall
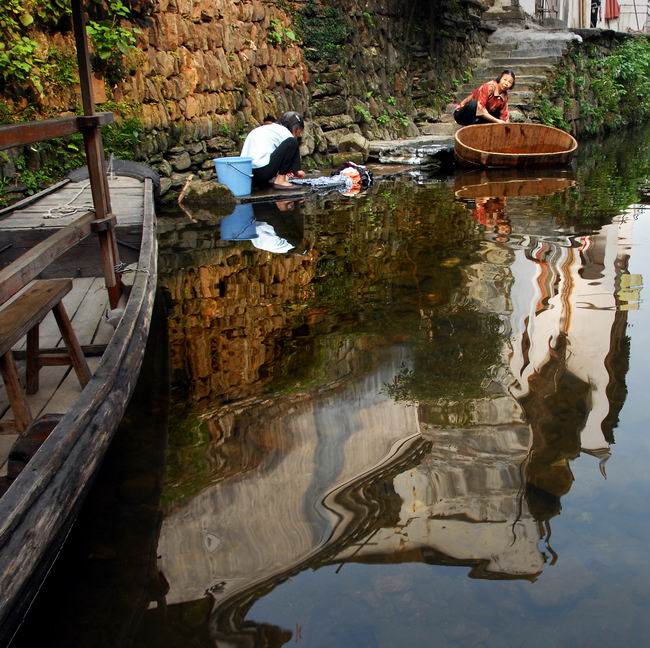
[135,0,489,192]
[0,0,489,199]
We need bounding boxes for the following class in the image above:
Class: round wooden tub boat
[454,123,578,168]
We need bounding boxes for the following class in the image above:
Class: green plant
[387,95,397,106]
[87,20,139,85]
[296,1,350,62]
[267,17,297,48]
[354,104,371,123]
[34,0,71,26]
[361,11,375,28]
[535,37,650,136]
[377,111,390,126]
[0,36,43,93]
[534,97,570,131]
[0,0,140,98]
[394,109,409,128]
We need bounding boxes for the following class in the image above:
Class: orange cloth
[605,0,620,20]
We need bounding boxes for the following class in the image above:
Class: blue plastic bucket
[220,203,258,241]
[213,156,253,196]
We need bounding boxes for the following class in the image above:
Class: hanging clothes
[605,0,620,21]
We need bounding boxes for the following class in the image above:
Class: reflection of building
[505,211,637,457]
[154,345,553,646]
[158,347,421,607]
[328,423,545,580]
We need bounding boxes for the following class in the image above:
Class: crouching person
[240,111,306,189]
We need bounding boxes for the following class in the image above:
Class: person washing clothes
[453,70,515,126]
[240,111,306,190]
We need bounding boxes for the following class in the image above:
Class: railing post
[71,0,122,309]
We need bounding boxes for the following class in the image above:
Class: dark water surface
[13,126,650,647]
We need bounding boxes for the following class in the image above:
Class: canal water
[13,125,650,647]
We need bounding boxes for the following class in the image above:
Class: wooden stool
[0,279,91,432]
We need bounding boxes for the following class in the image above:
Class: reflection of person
[472,196,511,240]
[240,111,307,190]
[453,70,515,125]
[220,200,309,255]
[251,200,309,254]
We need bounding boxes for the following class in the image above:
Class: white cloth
[251,222,295,254]
[240,123,293,169]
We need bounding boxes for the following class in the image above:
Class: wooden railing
[0,113,114,151]
[0,0,122,309]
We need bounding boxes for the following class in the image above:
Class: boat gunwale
[454,123,578,160]
[0,178,157,607]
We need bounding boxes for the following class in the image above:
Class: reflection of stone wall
[160,247,315,403]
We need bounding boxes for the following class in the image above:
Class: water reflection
[149,128,650,646]
[221,201,309,255]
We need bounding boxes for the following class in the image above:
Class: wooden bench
[0,278,91,432]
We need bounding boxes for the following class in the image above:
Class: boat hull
[454,123,578,168]
[0,178,157,644]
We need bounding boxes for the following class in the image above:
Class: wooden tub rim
[454,123,578,159]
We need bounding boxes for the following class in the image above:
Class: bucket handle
[226,161,253,178]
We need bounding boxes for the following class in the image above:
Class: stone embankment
[369,8,580,165]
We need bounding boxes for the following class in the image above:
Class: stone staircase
[455,26,580,123]
[369,8,580,165]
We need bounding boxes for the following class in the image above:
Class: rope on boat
[44,156,116,219]
[43,181,94,219]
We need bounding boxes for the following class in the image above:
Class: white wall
[518,0,649,30]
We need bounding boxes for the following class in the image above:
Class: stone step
[483,6,529,22]
[483,45,566,58]
[454,89,536,102]
[473,63,556,77]
[479,54,562,66]
[368,134,455,165]
[419,122,458,136]
[456,77,546,95]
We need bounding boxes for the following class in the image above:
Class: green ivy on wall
[0,0,142,102]
[534,36,650,135]
[296,0,351,62]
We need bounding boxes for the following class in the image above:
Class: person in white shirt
[240,111,306,189]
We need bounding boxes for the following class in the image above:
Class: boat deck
[0,175,145,230]
[0,175,147,476]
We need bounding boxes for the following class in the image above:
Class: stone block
[207,136,236,152]
[157,159,173,177]
[160,177,173,195]
[179,179,237,209]
[171,171,193,188]
[315,71,342,84]
[313,96,348,117]
[337,132,370,158]
[314,114,354,131]
[311,83,339,99]
[252,0,265,21]
[170,151,192,171]
[323,127,357,151]
[329,152,366,167]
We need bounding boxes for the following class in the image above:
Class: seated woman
[240,111,306,189]
[453,70,515,126]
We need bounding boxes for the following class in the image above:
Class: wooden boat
[454,168,576,199]
[0,1,157,641]
[454,123,578,168]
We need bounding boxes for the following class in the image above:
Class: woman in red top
[454,70,515,126]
